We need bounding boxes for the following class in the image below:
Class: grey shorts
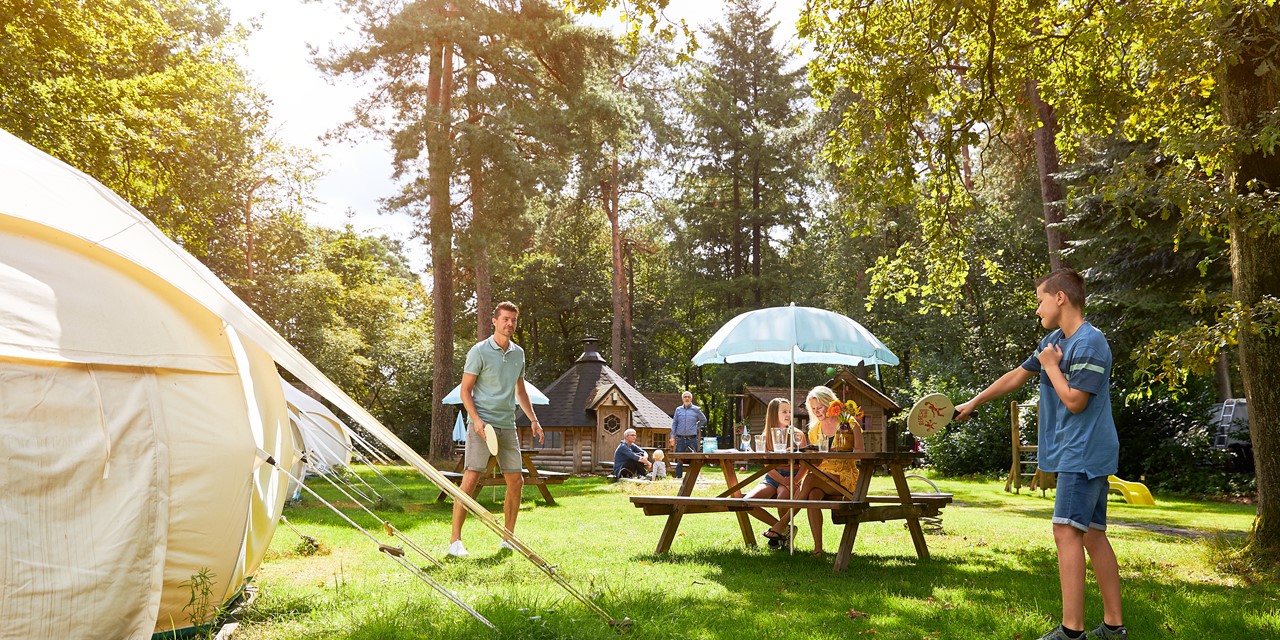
[464,424,521,473]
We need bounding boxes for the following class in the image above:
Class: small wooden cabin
[515,339,672,472]
[740,370,902,451]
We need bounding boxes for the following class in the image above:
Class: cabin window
[532,430,563,451]
[604,415,621,434]
[651,433,665,449]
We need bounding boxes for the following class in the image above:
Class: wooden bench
[434,451,569,505]
[437,469,569,483]
[629,493,952,521]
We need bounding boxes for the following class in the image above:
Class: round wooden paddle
[906,392,958,437]
[483,423,499,456]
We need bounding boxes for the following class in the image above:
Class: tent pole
[271,463,495,629]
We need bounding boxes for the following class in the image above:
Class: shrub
[898,378,1020,477]
[921,408,1012,477]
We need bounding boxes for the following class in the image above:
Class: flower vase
[831,422,856,452]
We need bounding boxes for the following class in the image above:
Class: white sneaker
[499,540,516,550]
[446,540,469,557]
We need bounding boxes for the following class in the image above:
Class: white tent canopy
[0,128,613,636]
[282,380,354,472]
[0,130,295,637]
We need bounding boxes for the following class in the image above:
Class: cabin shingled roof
[517,341,672,430]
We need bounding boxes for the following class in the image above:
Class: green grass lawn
[235,467,1277,639]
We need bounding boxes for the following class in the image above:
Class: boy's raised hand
[1037,342,1064,369]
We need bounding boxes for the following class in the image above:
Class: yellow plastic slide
[1107,475,1155,506]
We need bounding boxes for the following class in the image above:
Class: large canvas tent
[1,129,623,636]
[0,138,296,636]
[282,381,354,473]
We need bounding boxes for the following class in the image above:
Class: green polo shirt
[462,336,526,429]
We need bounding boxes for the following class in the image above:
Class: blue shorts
[762,469,794,489]
[1052,472,1110,532]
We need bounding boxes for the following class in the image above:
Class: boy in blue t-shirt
[955,268,1126,640]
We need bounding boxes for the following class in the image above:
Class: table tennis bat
[483,423,499,456]
[906,392,958,437]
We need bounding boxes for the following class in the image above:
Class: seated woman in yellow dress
[760,385,863,556]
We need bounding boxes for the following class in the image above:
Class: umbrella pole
[788,354,796,555]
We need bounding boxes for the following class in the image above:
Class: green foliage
[0,0,301,278]
[502,199,613,380]
[236,219,434,450]
[181,567,217,630]
[1131,294,1280,396]
[560,0,698,60]
[672,0,811,314]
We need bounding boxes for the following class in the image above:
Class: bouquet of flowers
[827,399,864,427]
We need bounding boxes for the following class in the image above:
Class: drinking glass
[754,434,766,453]
[771,427,787,452]
[815,436,829,453]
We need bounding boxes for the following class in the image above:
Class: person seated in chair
[613,428,651,479]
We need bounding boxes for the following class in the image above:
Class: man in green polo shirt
[448,301,544,558]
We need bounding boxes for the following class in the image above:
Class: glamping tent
[0,135,296,636]
[282,382,354,473]
[0,128,624,636]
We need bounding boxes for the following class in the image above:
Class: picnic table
[628,450,952,572]
[434,449,569,506]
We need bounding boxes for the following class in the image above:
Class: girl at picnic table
[747,398,807,547]
[761,385,863,556]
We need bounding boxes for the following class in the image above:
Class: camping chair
[1006,400,1055,495]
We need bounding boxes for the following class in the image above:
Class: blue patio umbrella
[440,379,551,406]
[452,412,467,442]
[692,303,898,553]
[692,303,898,368]
[691,302,898,416]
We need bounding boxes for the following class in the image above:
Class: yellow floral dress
[808,422,860,493]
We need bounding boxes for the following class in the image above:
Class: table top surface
[668,450,921,462]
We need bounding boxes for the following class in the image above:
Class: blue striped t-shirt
[1020,322,1119,479]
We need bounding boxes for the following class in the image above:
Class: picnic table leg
[655,460,703,554]
[831,458,879,572]
[721,464,756,547]
[891,463,930,560]
[833,520,859,572]
[435,456,469,503]
[524,453,557,506]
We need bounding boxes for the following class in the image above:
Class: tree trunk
[428,38,456,461]
[1215,351,1233,403]
[474,245,492,340]
[603,156,624,372]
[468,68,492,340]
[1027,80,1067,270]
[731,167,743,308]
[624,240,636,383]
[1221,4,1280,559]
[751,158,762,305]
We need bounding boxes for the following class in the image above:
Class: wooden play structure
[1006,400,1155,505]
[1006,400,1056,495]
